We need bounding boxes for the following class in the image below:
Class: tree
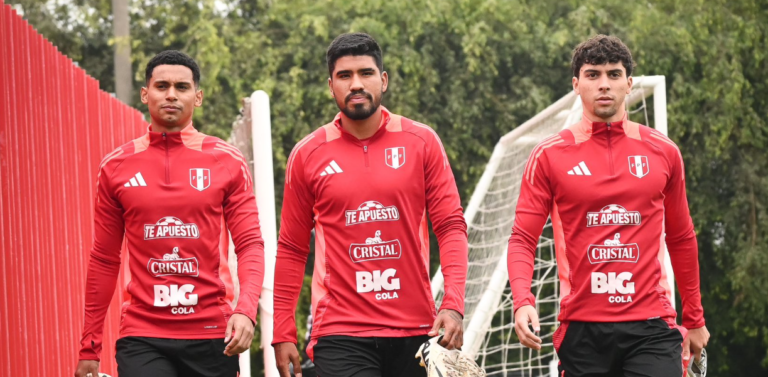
[15,0,768,374]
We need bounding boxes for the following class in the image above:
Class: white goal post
[430,76,672,376]
[229,91,279,377]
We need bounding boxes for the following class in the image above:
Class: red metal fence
[1,3,147,375]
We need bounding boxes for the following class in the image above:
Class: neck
[340,107,382,139]
[584,105,627,124]
[150,119,189,133]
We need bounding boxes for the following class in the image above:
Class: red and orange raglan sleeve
[660,137,705,329]
[79,151,126,361]
[220,143,265,324]
[421,125,469,316]
[508,141,555,313]
[272,139,316,345]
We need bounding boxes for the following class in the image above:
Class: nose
[597,73,611,92]
[350,73,365,92]
[166,86,178,101]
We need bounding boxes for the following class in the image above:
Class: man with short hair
[508,35,709,376]
[74,50,264,377]
[272,33,469,377]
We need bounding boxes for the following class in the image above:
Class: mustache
[345,90,373,104]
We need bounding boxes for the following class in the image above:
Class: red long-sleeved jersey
[508,115,705,332]
[273,109,468,359]
[78,125,264,361]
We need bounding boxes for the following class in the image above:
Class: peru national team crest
[628,156,649,178]
[190,168,211,191]
[385,147,406,169]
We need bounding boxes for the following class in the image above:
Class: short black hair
[571,35,635,78]
[326,33,383,77]
[145,50,201,86]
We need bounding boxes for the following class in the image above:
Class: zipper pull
[364,146,368,152]
[162,132,167,140]
[607,122,611,129]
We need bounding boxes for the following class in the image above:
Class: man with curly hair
[508,35,709,376]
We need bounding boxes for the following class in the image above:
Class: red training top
[78,124,264,361]
[508,115,705,332]
[273,108,468,359]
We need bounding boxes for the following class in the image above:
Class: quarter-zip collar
[570,112,629,143]
[332,107,392,145]
[145,122,198,150]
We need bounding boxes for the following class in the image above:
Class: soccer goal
[430,76,672,376]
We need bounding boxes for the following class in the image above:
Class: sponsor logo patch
[356,268,400,300]
[147,247,199,277]
[586,204,641,227]
[346,201,400,226]
[348,230,402,263]
[145,216,200,240]
[587,233,640,264]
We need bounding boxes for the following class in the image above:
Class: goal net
[431,76,671,376]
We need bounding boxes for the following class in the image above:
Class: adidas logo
[319,160,344,177]
[124,172,148,187]
[567,161,592,176]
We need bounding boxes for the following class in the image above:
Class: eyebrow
[153,80,193,86]
[335,68,377,76]
[584,69,624,75]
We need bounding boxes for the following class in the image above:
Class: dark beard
[340,91,381,120]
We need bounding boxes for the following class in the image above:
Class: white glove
[415,336,486,377]
[687,348,707,377]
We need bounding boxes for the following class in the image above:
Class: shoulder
[286,123,338,180]
[399,116,443,146]
[98,135,148,173]
[289,124,337,163]
[639,125,681,154]
[528,131,572,160]
[200,136,252,181]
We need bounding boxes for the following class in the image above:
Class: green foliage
[16,0,768,374]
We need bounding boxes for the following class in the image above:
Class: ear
[141,87,149,105]
[328,77,335,98]
[572,76,579,95]
[195,88,204,107]
[381,71,389,94]
[626,76,633,94]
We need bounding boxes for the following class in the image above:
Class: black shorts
[313,335,430,377]
[555,319,684,377]
[115,336,239,377]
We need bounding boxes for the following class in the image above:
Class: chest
[113,148,228,216]
[548,141,671,212]
[306,138,426,217]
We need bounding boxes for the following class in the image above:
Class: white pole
[251,90,279,377]
[650,78,676,308]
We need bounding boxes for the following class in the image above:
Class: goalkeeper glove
[415,336,486,377]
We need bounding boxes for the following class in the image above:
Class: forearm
[508,234,537,312]
[271,246,308,345]
[233,243,265,323]
[437,233,468,315]
[667,229,705,328]
[78,254,121,361]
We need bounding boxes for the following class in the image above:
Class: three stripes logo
[319,160,344,177]
[567,161,592,176]
[124,172,147,187]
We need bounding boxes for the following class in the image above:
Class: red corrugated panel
[0,4,148,375]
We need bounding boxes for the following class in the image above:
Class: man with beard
[508,35,709,376]
[272,33,468,377]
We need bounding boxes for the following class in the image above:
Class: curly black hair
[145,50,201,87]
[571,35,635,78]
[326,33,383,77]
